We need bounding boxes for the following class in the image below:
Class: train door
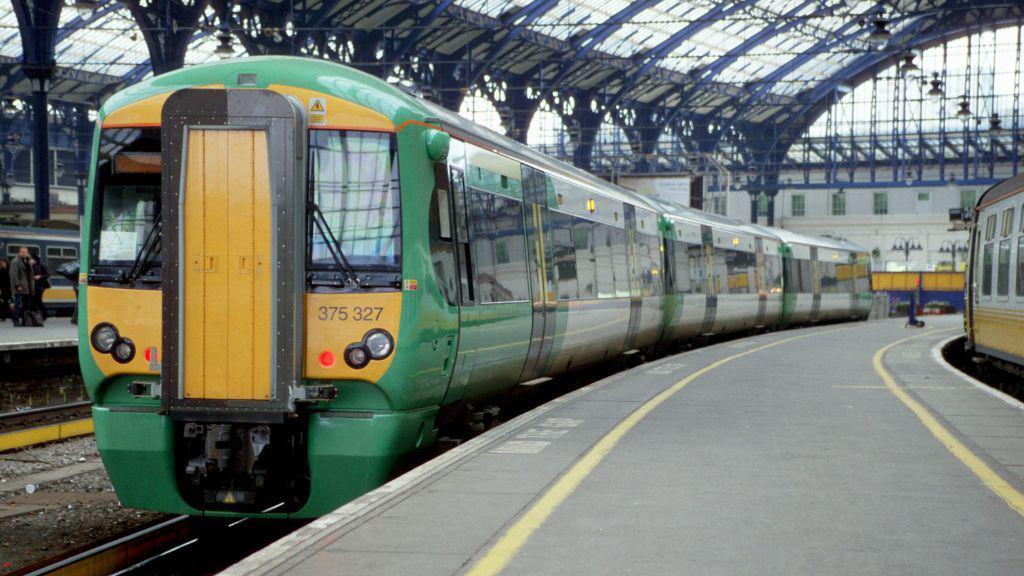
[966,220,980,345]
[754,237,767,327]
[161,89,305,416]
[440,156,482,405]
[622,205,643,351]
[809,246,822,322]
[519,165,557,383]
[698,225,717,335]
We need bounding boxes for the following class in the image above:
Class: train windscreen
[91,128,161,275]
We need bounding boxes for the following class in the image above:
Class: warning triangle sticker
[310,99,325,113]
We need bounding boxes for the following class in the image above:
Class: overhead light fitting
[214,28,235,58]
[900,53,919,76]
[927,73,944,103]
[989,112,1003,135]
[867,18,891,48]
[956,97,972,122]
[71,0,98,18]
[1,98,18,120]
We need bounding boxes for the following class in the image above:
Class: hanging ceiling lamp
[214,27,235,58]
[989,112,1003,135]
[71,0,98,18]
[1,98,18,120]
[926,73,944,103]
[900,53,919,76]
[867,18,891,48]
[955,97,972,122]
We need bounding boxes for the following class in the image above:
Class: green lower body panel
[92,407,201,515]
[297,408,437,517]
[92,405,438,518]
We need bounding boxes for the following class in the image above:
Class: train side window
[45,246,77,273]
[551,211,578,300]
[593,224,615,299]
[491,195,529,302]
[986,215,997,241]
[687,242,705,294]
[428,165,456,306]
[8,244,39,259]
[982,243,994,296]
[433,164,452,241]
[670,240,687,294]
[712,244,728,295]
[470,189,496,303]
[724,249,749,294]
[573,218,597,299]
[765,252,783,294]
[800,259,814,293]
[610,227,629,298]
[1017,237,1024,297]
[648,235,664,297]
[635,235,652,297]
[997,239,1011,297]
[1002,208,1015,237]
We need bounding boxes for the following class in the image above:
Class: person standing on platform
[0,258,11,322]
[30,251,50,320]
[10,247,34,327]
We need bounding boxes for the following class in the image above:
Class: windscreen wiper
[309,202,358,286]
[126,211,162,284]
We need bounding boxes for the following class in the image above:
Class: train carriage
[0,225,79,314]
[80,56,870,519]
[966,173,1024,372]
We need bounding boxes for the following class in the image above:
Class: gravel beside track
[0,437,164,573]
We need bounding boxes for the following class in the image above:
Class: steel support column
[28,76,49,223]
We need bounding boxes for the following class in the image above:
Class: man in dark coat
[30,251,50,320]
[10,246,34,326]
[0,258,11,321]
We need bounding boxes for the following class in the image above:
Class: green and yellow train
[80,56,872,518]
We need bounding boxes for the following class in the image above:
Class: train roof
[977,173,1024,211]
[769,228,867,253]
[417,98,658,214]
[0,225,80,238]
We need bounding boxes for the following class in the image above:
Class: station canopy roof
[0,0,1008,128]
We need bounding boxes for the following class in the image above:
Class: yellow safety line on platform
[0,419,94,452]
[465,330,826,576]
[873,332,1024,518]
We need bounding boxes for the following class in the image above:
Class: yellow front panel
[304,292,402,382]
[86,286,161,377]
[183,129,272,401]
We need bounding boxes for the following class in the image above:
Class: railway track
[12,512,304,576]
[0,402,92,434]
[0,401,93,451]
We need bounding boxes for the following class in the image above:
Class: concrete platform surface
[224,316,1024,576]
[0,317,77,351]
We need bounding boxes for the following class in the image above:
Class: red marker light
[319,350,335,368]
[144,348,151,363]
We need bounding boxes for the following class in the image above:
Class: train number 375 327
[316,306,384,322]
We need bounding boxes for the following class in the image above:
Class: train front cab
[82,82,440,518]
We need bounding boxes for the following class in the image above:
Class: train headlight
[112,338,136,364]
[344,344,370,369]
[364,330,394,360]
[91,323,119,354]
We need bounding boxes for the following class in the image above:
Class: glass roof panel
[50,4,247,80]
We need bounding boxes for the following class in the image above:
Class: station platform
[0,318,77,352]
[224,316,1024,576]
